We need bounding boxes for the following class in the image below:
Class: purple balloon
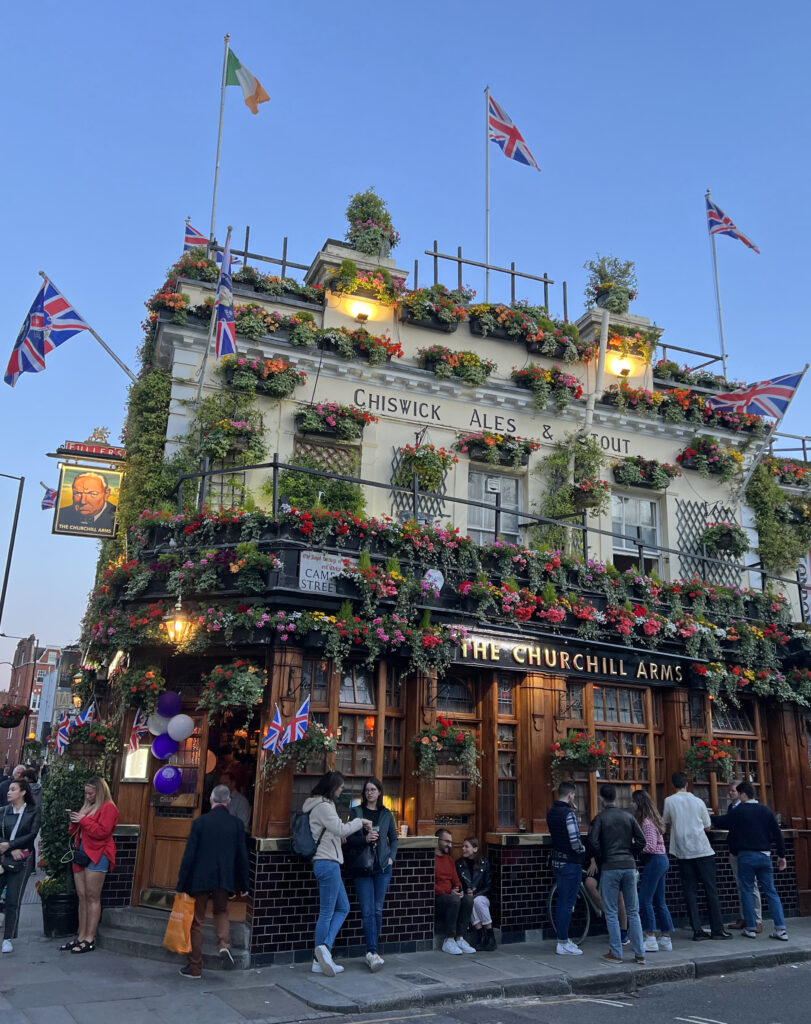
[157,691,183,718]
[151,733,179,760]
[153,766,182,795]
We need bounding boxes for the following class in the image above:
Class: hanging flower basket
[683,738,736,783]
[197,658,267,725]
[394,444,458,492]
[409,715,481,785]
[0,704,30,728]
[261,721,338,788]
[697,521,750,558]
[550,732,610,787]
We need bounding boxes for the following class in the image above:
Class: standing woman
[0,778,41,953]
[632,789,675,952]
[65,777,119,954]
[346,777,398,972]
[456,837,496,950]
[303,771,371,977]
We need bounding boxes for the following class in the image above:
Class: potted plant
[218,355,307,398]
[607,329,658,364]
[612,456,681,490]
[344,187,400,257]
[454,430,540,468]
[260,720,339,788]
[66,720,120,761]
[683,737,736,782]
[0,702,30,728]
[583,253,638,314]
[417,345,496,386]
[550,730,610,787]
[394,444,458,491]
[510,364,584,411]
[401,284,474,331]
[697,521,750,558]
[676,437,743,483]
[409,714,481,785]
[569,477,611,513]
[295,402,377,440]
[197,658,267,725]
[601,382,664,416]
[326,259,406,305]
[199,419,266,464]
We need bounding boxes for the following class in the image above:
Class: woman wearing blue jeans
[345,777,398,971]
[302,772,371,977]
[632,790,674,952]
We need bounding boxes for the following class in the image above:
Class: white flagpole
[485,85,491,303]
[737,363,809,498]
[210,33,231,243]
[37,271,136,383]
[195,226,233,405]
[706,189,729,380]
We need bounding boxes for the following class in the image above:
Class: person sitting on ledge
[434,829,475,955]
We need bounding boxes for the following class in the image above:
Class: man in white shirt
[662,772,731,941]
[714,781,761,932]
[219,772,251,832]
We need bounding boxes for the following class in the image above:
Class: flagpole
[706,189,729,380]
[485,85,491,303]
[737,363,809,499]
[194,225,232,405]
[37,271,136,383]
[210,33,231,243]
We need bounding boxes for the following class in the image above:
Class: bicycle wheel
[547,883,591,944]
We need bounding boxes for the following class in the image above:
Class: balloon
[167,713,194,742]
[154,766,182,794]
[157,691,183,718]
[147,713,170,736]
[151,733,179,759]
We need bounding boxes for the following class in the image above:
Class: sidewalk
[3,897,811,1024]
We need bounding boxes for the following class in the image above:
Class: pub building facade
[82,233,811,964]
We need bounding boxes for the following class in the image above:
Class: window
[496,675,518,828]
[36,669,46,683]
[593,686,645,725]
[611,495,661,574]
[711,705,752,732]
[467,470,522,546]
[564,682,585,720]
[436,678,475,715]
[29,693,41,712]
[47,650,58,664]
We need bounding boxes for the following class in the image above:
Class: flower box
[469,317,512,341]
[611,466,671,490]
[400,309,458,333]
[679,455,699,471]
[66,741,106,760]
[294,412,367,440]
[525,339,570,359]
[300,630,327,651]
[467,443,529,467]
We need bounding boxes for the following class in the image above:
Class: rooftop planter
[511,364,583,411]
[468,303,593,361]
[326,259,405,305]
[418,345,495,386]
[612,456,681,490]
[295,402,377,440]
[602,381,767,436]
[231,265,325,305]
[400,284,474,332]
[676,437,743,483]
[289,323,403,364]
[607,329,658,364]
[653,359,745,393]
[345,187,400,257]
[584,253,638,315]
[763,456,811,488]
[217,355,307,398]
[454,430,540,468]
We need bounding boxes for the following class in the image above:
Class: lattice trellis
[389,446,448,521]
[675,497,744,587]
[293,438,360,476]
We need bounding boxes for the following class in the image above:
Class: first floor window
[467,470,522,546]
[611,494,661,574]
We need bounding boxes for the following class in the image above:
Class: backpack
[291,810,326,861]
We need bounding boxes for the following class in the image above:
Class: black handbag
[346,840,376,877]
[0,808,25,872]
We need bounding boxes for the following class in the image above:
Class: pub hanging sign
[457,634,685,684]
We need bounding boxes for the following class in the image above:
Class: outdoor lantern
[610,355,633,378]
[163,599,195,646]
[72,693,83,709]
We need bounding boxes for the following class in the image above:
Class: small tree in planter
[409,714,481,786]
[345,187,400,256]
[394,444,458,491]
[697,521,750,558]
[550,731,610,787]
[583,253,638,314]
[683,737,736,783]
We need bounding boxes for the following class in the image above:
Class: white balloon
[167,713,195,742]
[147,713,170,736]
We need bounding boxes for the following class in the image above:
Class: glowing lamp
[163,599,195,646]
[349,300,373,322]
[610,356,633,378]
[72,694,83,709]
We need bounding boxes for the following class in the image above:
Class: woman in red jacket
[63,776,118,954]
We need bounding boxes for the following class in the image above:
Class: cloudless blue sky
[2,1,809,684]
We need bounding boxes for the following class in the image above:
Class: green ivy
[746,463,811,572]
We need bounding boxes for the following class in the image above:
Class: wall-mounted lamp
[610,356,633,378]
[72,693,83,709]
[348,300,373,322]
[163,598,195,646]
[355,312,369,324]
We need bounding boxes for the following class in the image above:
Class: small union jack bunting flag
[215,228,237,359]
[705,371,804,420]
[41,487,58,511]
[5,279,90,387]
[262,704,284,753]
[706,197,759,253]
[488,95,540,171]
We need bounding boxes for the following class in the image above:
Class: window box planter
[469,316,513,341]
[299,630,327,652]
[600,393,620,407]
[679,455,699,471]
[400,308,459,333]
[525,339,571,359]
[293,413,366,440]
[611,466,671,490]
[66,741,105,760]
[467,442,529,467]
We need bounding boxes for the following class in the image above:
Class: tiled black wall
[100,833,139,909]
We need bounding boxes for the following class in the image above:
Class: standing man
[546,782,585,956]
[712,781,788,941]
[176,784,249,978]
[713,781,761,932]
[0,766,25,807]
[434,829,475,955]
[662,773,731,941]
[587,785,647,966]
[219,771,251,832]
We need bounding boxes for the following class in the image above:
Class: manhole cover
[394,973,443,986]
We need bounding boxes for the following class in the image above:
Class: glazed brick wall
[100,833,139,910]
[247,844,435,965]
[488,835,799,942]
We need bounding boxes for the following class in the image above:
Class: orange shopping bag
[163,892,194,954]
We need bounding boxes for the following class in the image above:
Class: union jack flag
[292,696,310,741]
[215,228,237,359]
[55,711,73,755]
[487,95,540,171]
[706,197,760,254]
[41,487,58,511]
[262,704,284,753]
[5,279,90,387]
[705,371,804,419]
[128,708,150,754]
[75,702,96,727]
[279,723,292,749]
[184,221,240,266]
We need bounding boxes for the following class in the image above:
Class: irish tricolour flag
[226,48,269,114]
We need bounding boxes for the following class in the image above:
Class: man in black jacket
[176,785,250,978]
[587,785,646,965]
[546,782,585,956]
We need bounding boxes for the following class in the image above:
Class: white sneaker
[314,944,338,977]
[1,940,11,954]
[312,960,344,974]
[566,940,584,955]
[456,937,477,954]
[442,938,463,954]
[366,951,384,972]
[556,941,583,955]
[644,935,659,952]
[658,935,672,951]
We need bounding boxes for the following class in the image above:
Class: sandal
[59,939,80,951]
[71,940,96,954]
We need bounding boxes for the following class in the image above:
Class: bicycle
[546,870,604,944]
